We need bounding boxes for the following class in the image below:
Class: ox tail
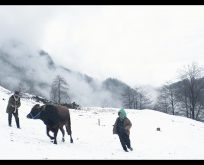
[66,112,73,143]
[66,114,72,135]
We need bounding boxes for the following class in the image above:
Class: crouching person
[113,108,133,152]
[6,91,21,129]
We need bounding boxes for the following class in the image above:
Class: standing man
[6,91,21,129]
[113,108,133,152]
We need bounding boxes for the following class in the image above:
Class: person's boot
[128,147,133,151]
[123,146,128,152]
[124,148,128,152]
[16,118,20,129]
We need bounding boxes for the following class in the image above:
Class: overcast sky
[1,5,204,87]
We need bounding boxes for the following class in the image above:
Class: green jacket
[6,95,21,114]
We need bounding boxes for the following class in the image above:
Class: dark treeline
[121,86,152,110]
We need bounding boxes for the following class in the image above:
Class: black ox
[27,104,73,144]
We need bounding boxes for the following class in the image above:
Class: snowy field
[0,87,204,159]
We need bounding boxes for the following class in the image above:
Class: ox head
[27,104,43,119]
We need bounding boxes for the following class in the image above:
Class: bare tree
[122,86,152,110]
[122,87,133,109]
[137,88,152,110]
[174,81,191,118]
[132,88,139,109]
[164,83,178,115]
[154,86,170,113]
[50,75,70,104]
[178,63,204,120]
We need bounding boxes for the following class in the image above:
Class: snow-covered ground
[0,86,204,159]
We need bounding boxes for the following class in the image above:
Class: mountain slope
[0,41,136,107]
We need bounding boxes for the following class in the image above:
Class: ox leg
[53,129,59,144]
[46,127,54,140]
[60,127,65,142]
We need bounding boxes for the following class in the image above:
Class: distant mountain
[39,50,56,69]
[0,41,136,107]
[102,78,129,96]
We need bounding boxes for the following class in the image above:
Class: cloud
[39,6,204,87]
[1,6,204,106]
[0,6,60,48]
